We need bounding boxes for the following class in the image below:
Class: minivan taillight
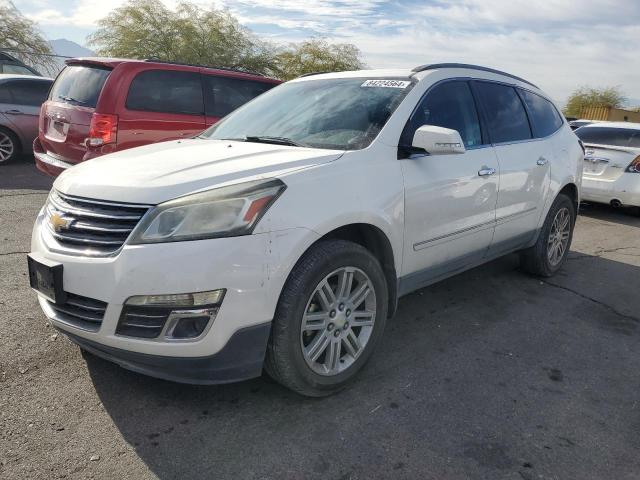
[627,155,640,173]
[88,113,118,147]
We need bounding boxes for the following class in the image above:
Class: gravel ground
[1,158,639,480]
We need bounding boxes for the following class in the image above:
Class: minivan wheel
[520,193,575,277]
[265,240,388,397]
[0,128,18,163]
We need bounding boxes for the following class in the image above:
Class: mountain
[49,39,95,58]
[48,39,95,73]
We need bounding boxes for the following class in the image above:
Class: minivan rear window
[49,65,111,108]
[575,127,640,148]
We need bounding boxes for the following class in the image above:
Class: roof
[293,64,538,89]
[580,121,640,130]
[0,73,53,81]
[65,57,279,82]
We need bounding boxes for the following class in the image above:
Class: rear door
[118,69,205,150]
[576,126,640,182]
[474,81,550,254]
[41,64,111,163]
[202,74,276,127]
[0,79,51,150]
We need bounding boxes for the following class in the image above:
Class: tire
[265,239,388,397]
[520,193,576,277]
[0,127,19,164]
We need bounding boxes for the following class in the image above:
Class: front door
[399,80,499,292]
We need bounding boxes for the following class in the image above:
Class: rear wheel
[520,193,575,277]
[265,240,388,397]
[0,128,19,164]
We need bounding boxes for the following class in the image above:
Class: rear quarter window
[49,65,111,108]
[475,82,532,143]
[202,75,275,117]
[126,70,204,115]
[520,90,564,138]
[576,127,640,148]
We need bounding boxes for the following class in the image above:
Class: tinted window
[520,90,563,137]
[202,78,413,150]
[126,70,203,115]
[476,82,532,143]
[401,81,483,148]
[6,80,51,106]
[203,76,275,117]
[49,65,111,108]
[2,64,35,75]
[575,127,640,148]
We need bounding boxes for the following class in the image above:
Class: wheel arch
[314,223,399,318]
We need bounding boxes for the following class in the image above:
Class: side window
[6,80,50,106]
[203,76,274,118]
[520,89,564,138]
[401,81,483,148]
[475,82,532,143]
[126,70,203,115]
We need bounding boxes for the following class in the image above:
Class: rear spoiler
[582,143,640,155]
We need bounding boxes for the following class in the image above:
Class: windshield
[49,65,111,108]
[576,126,640,148]
[201,77,415,150]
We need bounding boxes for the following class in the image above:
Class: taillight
[627,155,640,173]
[87,113,118,147]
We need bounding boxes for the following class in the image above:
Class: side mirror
[412,125,466,155]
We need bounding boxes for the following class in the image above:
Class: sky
[16,0,640,105]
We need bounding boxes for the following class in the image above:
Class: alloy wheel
[547,207,571,266]
[0,132,14,162]
[300,267,377,376]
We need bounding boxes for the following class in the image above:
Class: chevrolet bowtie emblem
[50,212,72,232]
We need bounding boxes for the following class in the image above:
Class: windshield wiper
[58,95,87,105]
[245,136,305,147]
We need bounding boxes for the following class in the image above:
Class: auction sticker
[361,79,411,88]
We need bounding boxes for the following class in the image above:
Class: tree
[0,1,58,75]
[88,0,279,76]
[564,86,626,118]
[274,38,366,81]
[88,0,365,80]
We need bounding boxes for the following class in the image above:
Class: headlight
[129,179,286,244]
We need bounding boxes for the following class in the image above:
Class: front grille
[47,293,107,332]
[44,190,151,256]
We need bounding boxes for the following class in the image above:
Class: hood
[54,139,343,204]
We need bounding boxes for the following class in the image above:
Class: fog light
[117,290,225,340]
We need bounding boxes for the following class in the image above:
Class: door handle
[537,157,548,166]
[5,109,22,114]
[478,167,496,177]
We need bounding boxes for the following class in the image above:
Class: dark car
[0,74,53,163]
[0,52,42,76]
[34,58,281,176]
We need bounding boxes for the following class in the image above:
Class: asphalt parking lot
[1,158,639,480]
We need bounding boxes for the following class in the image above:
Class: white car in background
[575,122,640,213]
[28,64,583,396]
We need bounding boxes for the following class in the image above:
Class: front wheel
[520,193,576,277]
[265,240,388,397]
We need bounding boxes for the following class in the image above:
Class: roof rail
[143,58,265,77]
[298,71,330,78]
[411,63,537,88]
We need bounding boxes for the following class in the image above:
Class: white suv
[28,64,583,396]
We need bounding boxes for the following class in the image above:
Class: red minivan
[34,58,281,176]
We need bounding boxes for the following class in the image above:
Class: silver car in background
[0,74,53,163]
[576,122,640,214]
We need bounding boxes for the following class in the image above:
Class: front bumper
[31,209,319,374]
[64,323,271,384]
[582,173,640,207]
